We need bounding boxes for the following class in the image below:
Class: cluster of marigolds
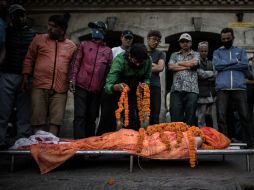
[115,85,216,168]
[137,122,216,168]
[115,84,150,127]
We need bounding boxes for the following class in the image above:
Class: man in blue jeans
[168,33,199,126]
[213,27,254,148]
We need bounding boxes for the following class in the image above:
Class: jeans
[170,91,198,126]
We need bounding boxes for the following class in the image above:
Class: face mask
[91,29,104,40]
[222,40,233,49]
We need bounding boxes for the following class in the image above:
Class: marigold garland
[115,84,150,128]
[136,84,150,125]
[137,128,145,153]
[115,85,130,127]
[135,122,219,168]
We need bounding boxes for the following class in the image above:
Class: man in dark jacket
[0,4,36,149]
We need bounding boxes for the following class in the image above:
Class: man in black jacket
[0,4,36,149]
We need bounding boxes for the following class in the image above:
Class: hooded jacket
[70,40,112,94]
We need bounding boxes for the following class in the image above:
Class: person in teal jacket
[97,43,152,134]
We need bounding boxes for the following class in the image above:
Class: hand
[230,58,239,65]
[113,83,125,92]
[138,82,146,89]
[69,81,76,93]
[21,75,30,92]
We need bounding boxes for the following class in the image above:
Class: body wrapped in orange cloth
[30,122,230,174]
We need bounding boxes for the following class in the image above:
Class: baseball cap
[88,21,107,31]
[178,33,192,41]
[122,30,133,38]
[8,4,26,14]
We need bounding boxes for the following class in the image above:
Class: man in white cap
[168,33,199,126]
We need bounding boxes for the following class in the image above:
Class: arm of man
[22,35,39,76]
[219,48,248,72]
[22,35,39,91]
[152,51,166,73]
[0,45,5,65]
[212,49,238,71]
[104,56,123,94]
[177,58,198,68]
[70,43,84,83]
[144,58,152,85]
[197,68,215,79]
[152,59,164,73]
[168,52,190,72]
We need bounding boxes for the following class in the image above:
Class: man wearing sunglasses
[112,30,134,59]
[168,33,199,126]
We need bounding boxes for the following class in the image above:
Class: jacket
[70,40,113,94]
[105,52,152,94]
[2,25,36,74]
[22,34,77,93]
[212,46,248,91]
[197,59,216,97]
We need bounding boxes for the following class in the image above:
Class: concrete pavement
[1,154,254,190]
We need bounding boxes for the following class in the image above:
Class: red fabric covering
[201,127,230,149]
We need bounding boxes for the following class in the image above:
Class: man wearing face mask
[0,4,36,149]
[70,21,112,139]
[213,27,254,148]
[104,43,152,130]
[22,14,76,136]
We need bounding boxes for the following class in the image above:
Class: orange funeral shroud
[30,122,230,174]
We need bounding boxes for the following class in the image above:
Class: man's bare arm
[168,63,190,72]
[152,59,165,73]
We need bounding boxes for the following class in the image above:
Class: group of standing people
[0,3,253,149]
[168,28,254,148]
[0,3,166,149]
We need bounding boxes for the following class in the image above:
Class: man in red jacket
[70,21,113,139]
